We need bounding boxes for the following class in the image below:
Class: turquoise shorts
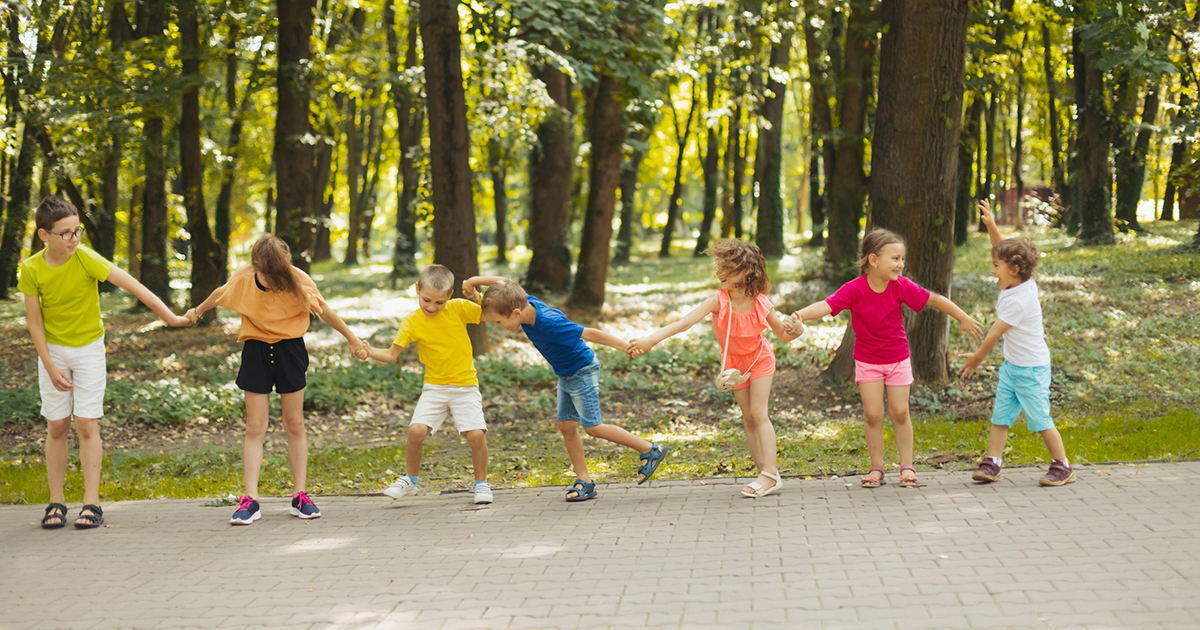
[991,361,1054,432]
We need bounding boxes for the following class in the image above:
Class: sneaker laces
[236,496,255,511]
[294,491,314,506]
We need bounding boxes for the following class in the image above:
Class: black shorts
[236,338,309,394]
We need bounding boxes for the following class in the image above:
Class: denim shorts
[557,358,603,428]
[991,361,1054,432]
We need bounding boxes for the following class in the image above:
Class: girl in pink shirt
[788,230,981,488]
[629,239,800,497]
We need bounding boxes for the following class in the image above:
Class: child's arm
[926,294,983,340]
[23,295,73,391]
[317,304,370,360]
[627,295,720,357]
[581,328,629,352]
[767,310,800,343]
[107,267,191,326]
[790,300,834,323]
[185,283,228,324]
[366,343,404,363]
[978,199,1002,248]
[462,276,506,302]
[958,320,1012,377]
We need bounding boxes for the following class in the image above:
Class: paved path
[2,463,1198,630]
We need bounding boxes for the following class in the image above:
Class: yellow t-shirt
[394,298,481,386]
[17,245,114,347]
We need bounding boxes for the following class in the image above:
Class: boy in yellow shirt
[19,197,190,529]
[365,265,492,504]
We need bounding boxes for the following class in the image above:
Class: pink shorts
[855,357,913,387]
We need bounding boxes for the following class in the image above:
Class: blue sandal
[637,442,669,485]
[565,480,597,502]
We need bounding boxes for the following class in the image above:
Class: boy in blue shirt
[463,276,668,501]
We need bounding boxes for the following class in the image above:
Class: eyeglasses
[47,226,85,241]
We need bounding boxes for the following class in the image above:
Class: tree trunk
[128,182,142,279]
[1042,21,1067,211]
[488,138,508,263]
[387,0,422,281]
[1162,139,1185,222]
[1011,31,1027,228]
[659,82,698,258]
[695,32,720,258]
[981,90,997,231]
[955,97,983,246]
[569,74,625,309]
[870,0,968,384]
[613,129,646,263]
[421,0,486,353]
[803,10,835,248]
[754,26,793,260]
[215,21,262,280]
[181,1,222,323]
[727,103,746,239]
[344,96,361,265]
[0,124,37,296]
[140,117,172,306]
[1115,85,1158,232]
[1073,17,1115,246]
[524,46,574,293]
[275,0,317,270]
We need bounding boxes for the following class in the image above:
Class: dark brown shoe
[972,458,1001,483]
[1039,460,1077,486]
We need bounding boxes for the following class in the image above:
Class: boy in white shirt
[959,201,1075,487]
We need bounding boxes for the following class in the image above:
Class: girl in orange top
[628,239,800,498]
[188,235,367,525]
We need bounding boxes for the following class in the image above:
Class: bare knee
[558,422,580,439]
[863,412,885,428]
[742,411,769,428]
[47,419,70,441]
[244,419,268,441]
[74,418,100,441]
[463,429,487,448]
[888,407,911,426]
[281,415,305,438]
[583,424,605,438]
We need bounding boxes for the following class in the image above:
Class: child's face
[39,215,82,259]
[991,254,1022,288]
[870,243,906,279]
[716,266,747,293]
[481,308,523,332]
[415,284,452,317]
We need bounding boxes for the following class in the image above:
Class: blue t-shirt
[522,295,594,376]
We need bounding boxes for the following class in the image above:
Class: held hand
[783,316,805,338]
[978,199,995,226]
[958,352,982,378]
[168,313,192,327]
[353,339,371,361]
[48,366,74,391]
[627,337,655,359]
[184,308,200,325]
[462,280,480,301]
[959,316,983,340]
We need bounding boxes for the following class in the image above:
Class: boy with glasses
[19,197,191,529]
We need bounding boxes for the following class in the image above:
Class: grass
[2,221,1199,504]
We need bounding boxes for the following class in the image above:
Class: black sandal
[41,503,68,529]
[74,504,104,529]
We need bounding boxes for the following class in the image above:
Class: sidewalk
[2,462,1198,630]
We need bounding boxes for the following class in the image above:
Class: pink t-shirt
[825,275,931,365]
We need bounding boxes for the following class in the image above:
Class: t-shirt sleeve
[454,298,482,325]
[215,266,252,313]
[393,316,414,348]
[825,280,857,316]
[16,260,38,296]
[77,246,114,282]
[996,294,1026,328]
[295,268,327,315]
[897,276,932,311]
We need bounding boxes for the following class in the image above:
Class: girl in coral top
[187,235,367,525]
[787,229,981,488]
[628,239,799,497]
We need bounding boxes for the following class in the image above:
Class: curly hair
[479,277,529,315]
[705,238,771,297]
[992,238,1039,281]
[855,229,906,276]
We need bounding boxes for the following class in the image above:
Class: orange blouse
[217,265,326,343]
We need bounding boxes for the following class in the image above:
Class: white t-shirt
[996,279,1051,367]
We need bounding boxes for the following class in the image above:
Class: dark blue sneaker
[230,496,261,525]
[291,491,321,519]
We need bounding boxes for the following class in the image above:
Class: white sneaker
[384,476,418,500]
[473,484,493,504]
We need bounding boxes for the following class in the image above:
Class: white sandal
[741,471,783,498]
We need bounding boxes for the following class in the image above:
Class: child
[787,229,982,488]
[463,276,669,502]
[959,201,1074,486]
[628,239,798,497]
[19,196,191,530]
[365,265,493,504]
[187,235,368,525]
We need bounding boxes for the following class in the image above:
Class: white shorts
[37,335,107,420]
[411,384,487,434]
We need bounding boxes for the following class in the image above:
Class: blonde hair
[992,238,1039,281]
[251,235,307,303]
[855,229,905,276]
[418,264,455,293]
[706,239,771,297]
[479,278,529,315]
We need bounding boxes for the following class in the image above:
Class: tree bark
[344,96,361,265]
[659,81,698,258]
[181,0,222,323]
[421,0,486,353]
[803,11,835,248]
[754,26,793,260]
[488,138,508,263]
[569,74,625,309]
[0,124,37,296]
[695,22,721,258]
[275,0,317,270]
[613,129,647,263]
[1115,85,1158,232]
[387,0,422,281]
[1041,21,1067,211]
[1073,16,1116,246]
[869,0,968,384]
[727,103,746,239]
[525,47,574,293]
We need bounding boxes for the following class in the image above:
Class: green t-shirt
[17,245,114,347]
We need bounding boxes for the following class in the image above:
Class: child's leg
[558,421,591,482]
[584,424,651,454]
[858,381,887,480]
[242,392,271,499]
[1038,428,1067,461]
[463,429,489,482]
[45,417,71,505]
[885,385,913,469]
[988,424,1010,459]
[406,423,430,477]
[735,374,778,491]
[280,389,307,492]
[74,417,104,507]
